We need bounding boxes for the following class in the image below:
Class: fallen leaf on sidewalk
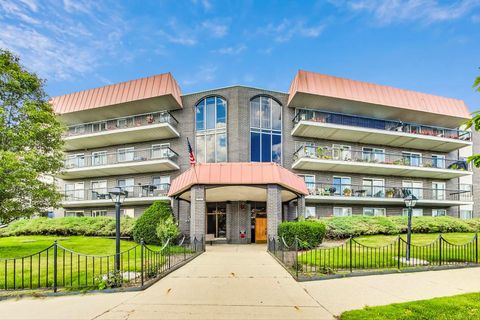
[166,288,172,294]
[294,306,300,311]
[230,272,235,277]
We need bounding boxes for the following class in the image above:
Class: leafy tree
[0,49,64,223]
[465,71,480,168]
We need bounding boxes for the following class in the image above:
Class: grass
[340,292,480,320]
[0,236,190,291]
[298,233,479,275]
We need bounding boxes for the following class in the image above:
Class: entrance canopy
[168,162,308,202]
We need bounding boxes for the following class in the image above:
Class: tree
[0,49,64,223]
[465,71,480,167]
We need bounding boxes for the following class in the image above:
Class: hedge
[319,216,480,239]
[278,220,326,249]
[0,217,134,237]
[132,201,175,245]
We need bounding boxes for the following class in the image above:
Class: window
[122,208,135,218]
[117,178,134,194]
[117,118,128,128]
[250,96,282,164]
[65,211,84,217]
[305,206,316,219]
[91,210,107,217]
[299,175,315,193]
[65,182,84,201]
[402,208,424,216]
[91,181,107,199]
[117,147,134,162]
[363,208,386,216]
[66,153,85,168]
[195,96,227,163]
[333,207,352,217]
[460,210,473,220]
[92,151,107,166]
[432,182,446,200]
[332,144,351,161]
[73,125,85,134]
[402,180,423,199]
[152,176,170,194]
[363,178,385,197]
[432,209,447,217]
[151,143,170,159]
[402,152,422,166]
[92,122,107,133]
[333,176,351,195]
[362,147,385,162]
[432,155,446,169]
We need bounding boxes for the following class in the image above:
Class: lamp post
[403,194,418,262]
[109,187,128,273]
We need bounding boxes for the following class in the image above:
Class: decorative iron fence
[268,234,478,280]
[0,236,204,292]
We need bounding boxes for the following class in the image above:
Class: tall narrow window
[195,96,227,163]
[250,96,282,163]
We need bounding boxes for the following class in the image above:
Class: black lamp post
[404,194,418,262]
[109,187,128,273]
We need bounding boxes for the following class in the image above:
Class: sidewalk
[0,244,479,319]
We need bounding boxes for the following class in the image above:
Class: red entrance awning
[168,162,308,198]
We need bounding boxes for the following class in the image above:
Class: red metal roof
[288,70,470,119]
[168,162,308,197]
[51,73,182,114]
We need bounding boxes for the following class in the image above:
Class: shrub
[132,201,173,245]
[319,216,480,239]
[278,220,326,249]
[0,217,134,237]
[156,216,180,244]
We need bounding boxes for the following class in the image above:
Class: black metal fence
[268,234,479,280]
[0,236,204,292]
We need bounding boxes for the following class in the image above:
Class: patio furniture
[355,190,366,197]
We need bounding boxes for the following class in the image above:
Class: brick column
[190,185,206,242]
[267,184,282,237]
[297,196,306,220]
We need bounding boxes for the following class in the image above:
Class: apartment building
[51,70,475,243]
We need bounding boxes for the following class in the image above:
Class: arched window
[250,96,282,163]
[195,96,227,163]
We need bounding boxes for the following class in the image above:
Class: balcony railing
[62,184,170,201]
[65,147,178,169]
[293,109,471,141]
[294,144,470,171]
[306,182,473,202]
[65,111,178,137]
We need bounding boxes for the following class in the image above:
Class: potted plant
[343,188,352,197]
[386,189,395,198]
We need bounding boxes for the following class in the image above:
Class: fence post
[439,235,443,266]
[476,233,478,264]
[349,237,353,273]
[294,236,299,279]
[140,239,144,287]
[194,237,197,252]
[53,240,58,293]
[397,236,401,270]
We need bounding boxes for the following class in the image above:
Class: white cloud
[158,18,229,46]
[181,65,217,86]
[191,0,212,11]
[213,44,246,55]
[202,20,228,38]
[343,0,480,25]
[259,19,325,43]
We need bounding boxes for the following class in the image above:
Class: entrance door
[255,218,267,243]
[206,203,227,240]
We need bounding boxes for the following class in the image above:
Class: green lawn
[298,233,478,275]
[0,236,190,291]
[340,292,480,320]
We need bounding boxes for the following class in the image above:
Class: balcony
[61,184,170,208]
[292,145,472,179]
[59,147,179,179]
[292,109,471,152]
[64,111,180,151]
[305,182,473,206]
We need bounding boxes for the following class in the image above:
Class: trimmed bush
[0,217,134,237]
[132,201,173,245]
[278,220,326,249]
[156,216,180,244]
[319,216,480,239]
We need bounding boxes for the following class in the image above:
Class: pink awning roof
[288,70,470,120]
[51,72,182,114]
[168,162,308,197]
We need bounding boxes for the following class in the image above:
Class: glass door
[206,203,227,239]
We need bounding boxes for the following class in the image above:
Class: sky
[1,0,479,110]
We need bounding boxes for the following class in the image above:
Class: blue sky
[1,0,479,110]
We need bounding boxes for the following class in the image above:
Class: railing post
[140,239,144,287]
[53,240,58,293]
[475,233,478,264]
[294,237,299,279]
[194,237,197,252]
[397,236,401,270]
[439,235,443,266]
[349,237,353,273]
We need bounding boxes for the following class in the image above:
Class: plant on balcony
[423,163,432,168]
[392,159,403,165]
[315,146,324,158]
[386,189,395,198]
[343,188,352,197]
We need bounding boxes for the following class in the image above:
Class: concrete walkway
[1,244,480,319]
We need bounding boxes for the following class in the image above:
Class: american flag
[187,138,196,166]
